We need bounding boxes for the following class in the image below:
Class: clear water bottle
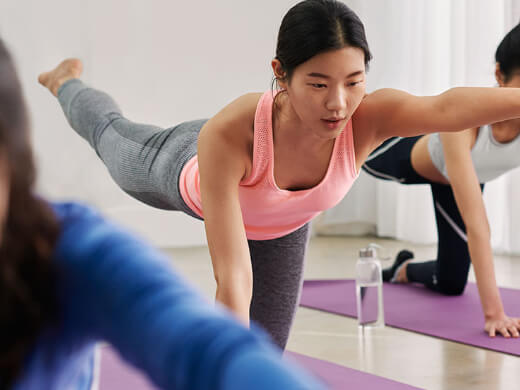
[355,244,385,328]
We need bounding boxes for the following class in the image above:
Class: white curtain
[315,0,520,255]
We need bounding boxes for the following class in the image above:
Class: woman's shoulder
[213,92,263,132]
[201,93,262,138]
[235,92,264,111]
[350,93,382,164]
[199,93,263,167]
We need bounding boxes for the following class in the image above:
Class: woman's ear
[271,59,288,90]
[495,63,506,87]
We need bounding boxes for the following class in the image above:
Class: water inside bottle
[356,281,384,327]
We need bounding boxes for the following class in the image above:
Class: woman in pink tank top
[40,0,520,349]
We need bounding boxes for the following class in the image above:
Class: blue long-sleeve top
[11,202,324,390]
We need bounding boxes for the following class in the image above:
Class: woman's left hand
[484,313,520,338]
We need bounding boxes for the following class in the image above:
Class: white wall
[2,1,519,252]
[0,0,299,247]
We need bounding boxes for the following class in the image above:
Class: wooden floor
[164,236,520,390]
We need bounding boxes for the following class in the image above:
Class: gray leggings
[57,79,309,349]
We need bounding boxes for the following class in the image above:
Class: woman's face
[275,46,366,140]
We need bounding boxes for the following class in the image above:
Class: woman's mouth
[321,117,345,129]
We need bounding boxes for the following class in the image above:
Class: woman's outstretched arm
[357,87,520,146]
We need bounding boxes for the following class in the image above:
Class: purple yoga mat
[300,279,520,356]
[99,346,159,390]
[98,346,421,389]
[285,352,422,390]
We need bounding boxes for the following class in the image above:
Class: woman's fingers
[498,326,511,338]
[509,325,519,338]
[511,318,520,338]
[486,315,520,338]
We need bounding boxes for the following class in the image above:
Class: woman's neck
[273,92,334,153]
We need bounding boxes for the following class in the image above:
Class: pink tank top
[179,91,359,240]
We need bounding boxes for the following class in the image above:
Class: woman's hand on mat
[484,314,520,338]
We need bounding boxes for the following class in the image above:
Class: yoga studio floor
[164,236,520,390]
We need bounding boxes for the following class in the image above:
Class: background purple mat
[300,280,520,356]
[285,352,422,390]
[98,346,421,389]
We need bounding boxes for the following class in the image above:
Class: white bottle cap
[359,247,376,258]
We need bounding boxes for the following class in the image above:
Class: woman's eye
[348,80,363,87]
[310,83,327,89]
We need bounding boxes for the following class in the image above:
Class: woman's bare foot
[38,58,83,97]
[395,259,413,283]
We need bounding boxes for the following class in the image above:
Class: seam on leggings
[365,137,403,162]
[98,119,199,216]
[121,131,198,215]
[100,124,184,189]
[108,122,195,176]
[108,121,175,169]
[94,115,124,155]
[362,164,406,182]
[435,201,468,242]
[149,129,176,173]
[141,130,166,160]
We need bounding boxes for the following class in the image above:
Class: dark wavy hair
[0,39,60,388]
[495,23,520,82]
[275,0,372,85]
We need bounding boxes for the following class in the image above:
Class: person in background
[363,23,520,339]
